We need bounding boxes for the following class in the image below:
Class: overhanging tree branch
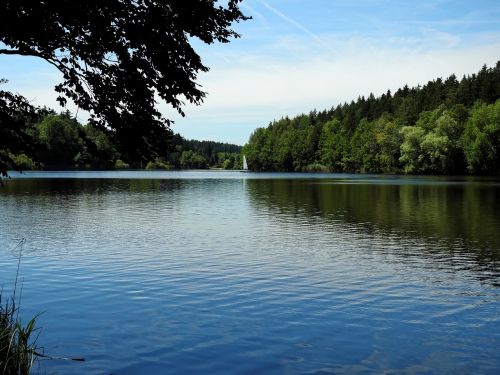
[0,1,250,161]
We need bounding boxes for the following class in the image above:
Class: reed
[0,296,39,375]
[0,239,40,375]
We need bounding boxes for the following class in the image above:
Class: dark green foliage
[319,119,348,171]
[80,124,117,168]
[171,136,242,169]
[145,159,172,170]
[242,115,320,172]
[0,79,44,181]
[3,112,242,170]
[241,128,267,171]
[169,140,242,169]
[114,159,130,170]
[35,113,82,166]
[217,152,241,169]
[0,1,248,162]
[462,100,500,174]
[179,150,208,169]
[244,62,500,175]
[20,112,118,169]
[10,154,35,170]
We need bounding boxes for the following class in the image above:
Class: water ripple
[0,173,499,374]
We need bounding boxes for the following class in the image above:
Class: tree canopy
[3,110,242,172]
[0,80,46,179]
[243,62,500,175]
[0,0,248,166]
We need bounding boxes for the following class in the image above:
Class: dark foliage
[2,111,242,171]
[0,80,48,182]
[145,133,242,170]
[172,135,242,166]
[0,0,248,161]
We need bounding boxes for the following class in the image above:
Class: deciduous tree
[0,0,248,163]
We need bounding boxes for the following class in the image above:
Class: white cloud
[172,37,500,144]
[2,31,500,145]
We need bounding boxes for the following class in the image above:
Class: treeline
[169,134,242,170]
[10,111,242,170]
[243,62,500,174]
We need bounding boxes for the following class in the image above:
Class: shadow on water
[0,177,189,196]
[245,178,500,282]
[4,174,500,263]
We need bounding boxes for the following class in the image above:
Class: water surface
[1,171,499,374]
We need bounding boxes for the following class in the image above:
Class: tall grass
[0,240,40,375]
[0,296,39,374]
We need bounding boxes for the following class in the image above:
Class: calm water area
[0,171,499,374]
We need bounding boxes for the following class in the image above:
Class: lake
[1,171,499,374]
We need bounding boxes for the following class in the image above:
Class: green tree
[180,150,208,169]
[399,126,426,173]
[241,62,500,175]
[0,80,41,179]
[348,118,379,172]
[373,115,402,172]
[0,1,249,162]
[318,119,348,171]
[82,125,117,167]
[434,108,465,173]
[462,100,500,174]
[243,127,269,171]
[396,96,419,125]
[420,132,450,173]
[36,113,82,166]
[399,106,466,174]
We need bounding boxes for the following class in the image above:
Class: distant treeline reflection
[246,178,500,260]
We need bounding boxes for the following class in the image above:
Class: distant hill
[243,61,500,175]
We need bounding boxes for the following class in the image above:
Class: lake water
[0,171,499,374]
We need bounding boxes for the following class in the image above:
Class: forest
[8,111,242,171]
[243,62,500,174]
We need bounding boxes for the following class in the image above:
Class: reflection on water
[0,172,499,375]
[246,178,500,265]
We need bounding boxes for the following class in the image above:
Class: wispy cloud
[241,3,267,24]
[419,28,461,48]
[260,1,330,49]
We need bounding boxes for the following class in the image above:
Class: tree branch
[0,48,36,56]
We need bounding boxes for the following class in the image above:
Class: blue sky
[1,0,500,145]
